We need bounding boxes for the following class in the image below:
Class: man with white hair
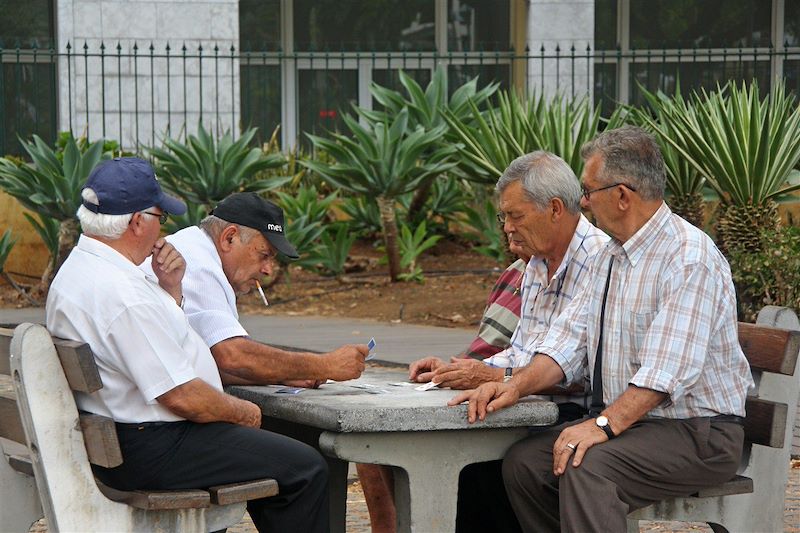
[46,157,329,532]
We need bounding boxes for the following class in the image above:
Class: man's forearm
[602,385,667,436]
[507,353,566,396]
[211,336,329,384]
[157,378,260,426]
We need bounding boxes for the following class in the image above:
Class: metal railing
[1,42,799,155]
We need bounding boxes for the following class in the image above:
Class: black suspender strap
[588,257,614,417]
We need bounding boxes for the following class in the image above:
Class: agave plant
[302,108,459,281]
[445,90,625,184]
[0,133,110,287]
[631,86,706,227]
[365,67,498,221]
[651,81,800,252]
[273,185,338,229]
[148,124,288,228]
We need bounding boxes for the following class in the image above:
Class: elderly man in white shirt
[144,192,368,387]
[47,158,329,533]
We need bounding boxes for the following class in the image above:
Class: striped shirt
[484,214,609,371]
[464,259,526,360]
[538,203,754,418]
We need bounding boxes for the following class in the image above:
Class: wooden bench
[627,306,800,533]
[0,322,279,532]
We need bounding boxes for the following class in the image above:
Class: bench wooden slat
[78,413,123,468]
[52,338,102,394]
[208,479,279,505]
[96,480,211,510]
[693,475,753,498]
[738,322,800,375]
[0,390,26,444]
[8,453,34,476]
[0,327,14,376]
[743,397,787,448]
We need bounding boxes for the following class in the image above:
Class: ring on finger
[565,442,576,451]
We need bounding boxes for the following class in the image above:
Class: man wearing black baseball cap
[144,192,368,387]
[48,159,329,532]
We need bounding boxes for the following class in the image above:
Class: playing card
[414,381,439,391]
[275,387,303,394]
[366,337,377,361]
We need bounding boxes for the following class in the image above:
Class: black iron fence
[1,41,799,155]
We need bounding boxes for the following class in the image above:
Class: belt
[115,421,173,430]
[710,414,745,426]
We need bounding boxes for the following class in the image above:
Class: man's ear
[218,225,239,253]
[128,212,145,236]
[616,186,634,211]
[550,198,565,221]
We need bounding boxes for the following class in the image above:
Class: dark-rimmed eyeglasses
[581,182,637,200]
[142,211,169,224]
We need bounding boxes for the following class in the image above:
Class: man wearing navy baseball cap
[47,158,329,532]
[143,191,368,388]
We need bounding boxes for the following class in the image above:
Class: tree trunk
[406,178,433,223]
[377,195,401,282]
[39,218,81,295]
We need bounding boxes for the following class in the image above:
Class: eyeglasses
[142,211,169,224]
[496,211,524,224]
[580,182,637,200]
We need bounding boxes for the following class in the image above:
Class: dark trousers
[93,421,329,533]
[455,403,586,533]
[502,417,744,533]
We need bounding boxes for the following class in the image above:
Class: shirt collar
[76,234,149,278]
[618,202,672,267]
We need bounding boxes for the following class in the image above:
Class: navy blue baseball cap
[82,157,186,216]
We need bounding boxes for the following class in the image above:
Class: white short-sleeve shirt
[142,226,248,348]
[47,235,223,423]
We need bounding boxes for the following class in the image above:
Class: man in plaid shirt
[450,126,754,533]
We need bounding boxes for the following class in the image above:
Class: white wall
[526,0,594,100]
[56,0,241,150]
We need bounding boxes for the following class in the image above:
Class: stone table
[229,369,559,533]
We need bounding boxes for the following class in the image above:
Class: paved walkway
[5,308,798,531]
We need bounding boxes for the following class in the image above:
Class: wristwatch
[503,367,513,383]
[595,415,615,439]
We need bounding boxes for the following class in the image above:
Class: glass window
[240,63,281,146]
[298,69,358,143]
[785,61,800,95]
[294,0,435,52]
[239,0,281,52]
[628,60,771,107]
[593,63,617,116]
[594,0,617,50]
[447,0,510,52]
[448,64,510,95]
[630,0,771,49]
[1,62,57,155]
[785,2,800,47]
[0,0,54,49]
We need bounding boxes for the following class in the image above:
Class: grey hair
[580,125,666,201]
[77,188,146,239]
[199,215,260,244]
[495,151,582,214]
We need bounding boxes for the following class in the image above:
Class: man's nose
[580,195,590,210]
[261,260,275,276]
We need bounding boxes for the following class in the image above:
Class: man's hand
[447,381,521,423]
[151,238,185,303]
[551,418,608,475]
[237,399,263,428]
[408,356,445,383]
[323,344,368,381]
[432,357,503,389]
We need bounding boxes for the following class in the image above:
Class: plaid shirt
[485,214,608,370]
[538,203,754,418]
[464,259,526,360]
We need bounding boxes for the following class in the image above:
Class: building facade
[0,0,798,153]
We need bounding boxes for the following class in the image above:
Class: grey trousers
[502,417,744,533]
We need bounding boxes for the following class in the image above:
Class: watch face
[596,415,608,426]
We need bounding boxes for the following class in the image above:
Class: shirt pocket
[626,310,657,372]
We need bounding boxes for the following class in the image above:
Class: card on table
[275,387,303,394]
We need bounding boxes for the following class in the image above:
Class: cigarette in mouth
[255,280,269,307]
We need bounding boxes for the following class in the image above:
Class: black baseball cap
[82,157,186,216]
[211,192,299,259]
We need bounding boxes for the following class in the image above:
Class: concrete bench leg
[0,450,42,533]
